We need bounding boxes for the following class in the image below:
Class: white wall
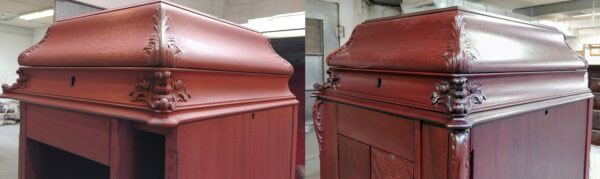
[0,24,36,97]
[567,34,600,64]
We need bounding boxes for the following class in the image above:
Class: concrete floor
[0,125,598,178]
[0,124,18,179]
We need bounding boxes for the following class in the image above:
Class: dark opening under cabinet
[1,1,298,178]
[313,7,593,179]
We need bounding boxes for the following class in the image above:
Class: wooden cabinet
[1,1,297,179]
[313,7,593,179]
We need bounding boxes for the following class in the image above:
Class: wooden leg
[109,120,135,179]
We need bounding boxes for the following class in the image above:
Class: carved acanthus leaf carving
[431,77,486,117]
[445,15,479,72]
[130,71,191,111]
[1,69,29,92]
[18,31,49,61]
[313,70,340,91]
[144,6,182,67]
[312,97,325,157]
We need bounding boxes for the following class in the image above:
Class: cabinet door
[338,135,370,179]
[371,148,413,179]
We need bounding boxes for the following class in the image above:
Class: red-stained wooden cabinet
[1,1,297,179]
[313,7,593,179]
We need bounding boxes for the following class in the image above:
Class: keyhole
[251,113,255,119]
[544,109,549,116]
[376,78,382,88]
[70,76,76,87]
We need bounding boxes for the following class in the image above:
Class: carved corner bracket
[431,77,486,118]
[445,15,479,72]
[313,70,340,91]
[1,69,29,92]
[18,31,50,61]
[312,97,325,157]
[129,71,191,111]
[144,5,182,67]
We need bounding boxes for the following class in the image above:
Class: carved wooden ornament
[130,71,191,111]
[19,31,49,61]
[432,77,486,117]
[313,69,340,91]
[448,129,471,179]
[1,69,29,92]
[144,6,182,67]
[444,15,479,72]
[312,97,325,157]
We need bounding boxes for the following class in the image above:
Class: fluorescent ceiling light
[573,13,598,18]
[19,9,54,21]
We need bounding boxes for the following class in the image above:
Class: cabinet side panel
[472,100,588,179]
[176,106,294,179]
[421,124,448,179]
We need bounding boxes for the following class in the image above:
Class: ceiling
[0,0,54,28]
[379,0,574,9]
[468,0,573,9]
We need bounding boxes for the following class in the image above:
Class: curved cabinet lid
[327,7,586,74]
[18,0,293,75]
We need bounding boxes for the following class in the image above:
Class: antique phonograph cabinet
[1,1,298,179]
[313,7,593,179]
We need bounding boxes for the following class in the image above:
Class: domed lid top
[327,7,586,74]
[18,0,293,75]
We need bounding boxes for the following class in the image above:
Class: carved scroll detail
[18,31,49,61]
[448,129,471,179]
[312,97,325,157]
[1,69,29,92]
[445,15,479,72]
[144,6,182,67]
[129,71,191,111]
[431,77,486,117]
[313,70,340,91]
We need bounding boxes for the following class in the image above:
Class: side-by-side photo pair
[0,0,598,178]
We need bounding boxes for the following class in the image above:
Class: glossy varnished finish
[2,1,298,178]
[370,148,413,179]
[314,7,592,179]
